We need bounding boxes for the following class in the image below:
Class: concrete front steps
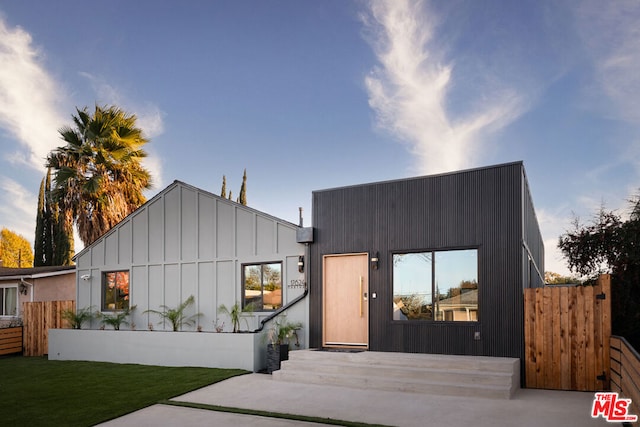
[272,349,520,399]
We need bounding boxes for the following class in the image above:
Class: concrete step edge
[281,359,515,378]
[273,370,515,399]
[288,351,519,372]
[277,365,516,387]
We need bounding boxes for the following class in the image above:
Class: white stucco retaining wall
[48,329,267,372]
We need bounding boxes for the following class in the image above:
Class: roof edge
[312,161,525,194]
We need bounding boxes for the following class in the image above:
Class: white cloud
[574,0,640,123]
[0,176,37,241]
[536,207,573,276]
[362,0,524,175]
[142,151,164,192]
[0,17,67,170]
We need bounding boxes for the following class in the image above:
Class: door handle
[359,276,365,317]
[359,276,363,317]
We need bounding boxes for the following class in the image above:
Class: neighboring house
[0,265,76,327]
[52,161,544,373]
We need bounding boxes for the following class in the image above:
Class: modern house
[50,161,543,374]
[50,181,308,371]
[309,161,544,365]
[0,265,76,327]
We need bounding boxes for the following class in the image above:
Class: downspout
[254,242,309,332]
[254,208,313,332]
[522,240,544,286]
[19,278,34,301]
[19,278,35,317]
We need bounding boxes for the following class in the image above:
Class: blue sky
[1,0,639,276]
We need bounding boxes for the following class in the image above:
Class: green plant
[144,295,202,331]
[266,316,302,346]
[98,305,136,330]
[61,306,95,329]
[217,301,254,332]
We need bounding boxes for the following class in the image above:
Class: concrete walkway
[99,373,619,427]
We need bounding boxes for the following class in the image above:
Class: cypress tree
[239,169,247,206]
[34,168,74,266]
[34,177,47,266]
[221,175,227,198]
[44,169,55,264]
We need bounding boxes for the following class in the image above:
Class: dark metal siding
[310,162,541,361]
[522,168,545,288]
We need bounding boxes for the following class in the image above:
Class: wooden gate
[22,300,74,356]
[524,275,611,391]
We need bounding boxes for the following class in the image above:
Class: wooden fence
[22,300,74,356]
[0,326,23,356]
[524,275,611,390]
[610,336,640,421]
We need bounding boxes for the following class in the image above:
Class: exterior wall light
[298,256,305,273]
[371,252,379,270]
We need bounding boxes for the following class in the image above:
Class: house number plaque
[288,279,306,289]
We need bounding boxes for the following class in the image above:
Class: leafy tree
[558,205,640,348]
[0,228,34,268]
[47,105,152,246]
[544,271,582,285]
[34,168,74,266]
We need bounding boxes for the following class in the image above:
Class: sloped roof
[73,180,301,260]
[437,289,478,307]
[0,265,75,279]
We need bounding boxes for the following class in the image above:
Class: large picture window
[0,286,18,316]
[102,271,130,311]
[393,249,478,322]
[243,262,282,311]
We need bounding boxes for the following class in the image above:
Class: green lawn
[0,356,247,426]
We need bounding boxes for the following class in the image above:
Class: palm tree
[47,105,152,246]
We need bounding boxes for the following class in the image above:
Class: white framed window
[0,286,18,317]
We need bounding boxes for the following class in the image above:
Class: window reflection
[393,253,432,320]
[103,271,130,311]
[243,262,282,311]
[393,249,478,322]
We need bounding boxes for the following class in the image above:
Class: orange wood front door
[323,253,369,348]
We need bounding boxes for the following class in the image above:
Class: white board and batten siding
[75,181,307,338]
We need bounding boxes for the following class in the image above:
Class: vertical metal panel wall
[522,168,545,288]
[310,162,543,360]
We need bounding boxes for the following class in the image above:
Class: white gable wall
[75,182,307,338]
